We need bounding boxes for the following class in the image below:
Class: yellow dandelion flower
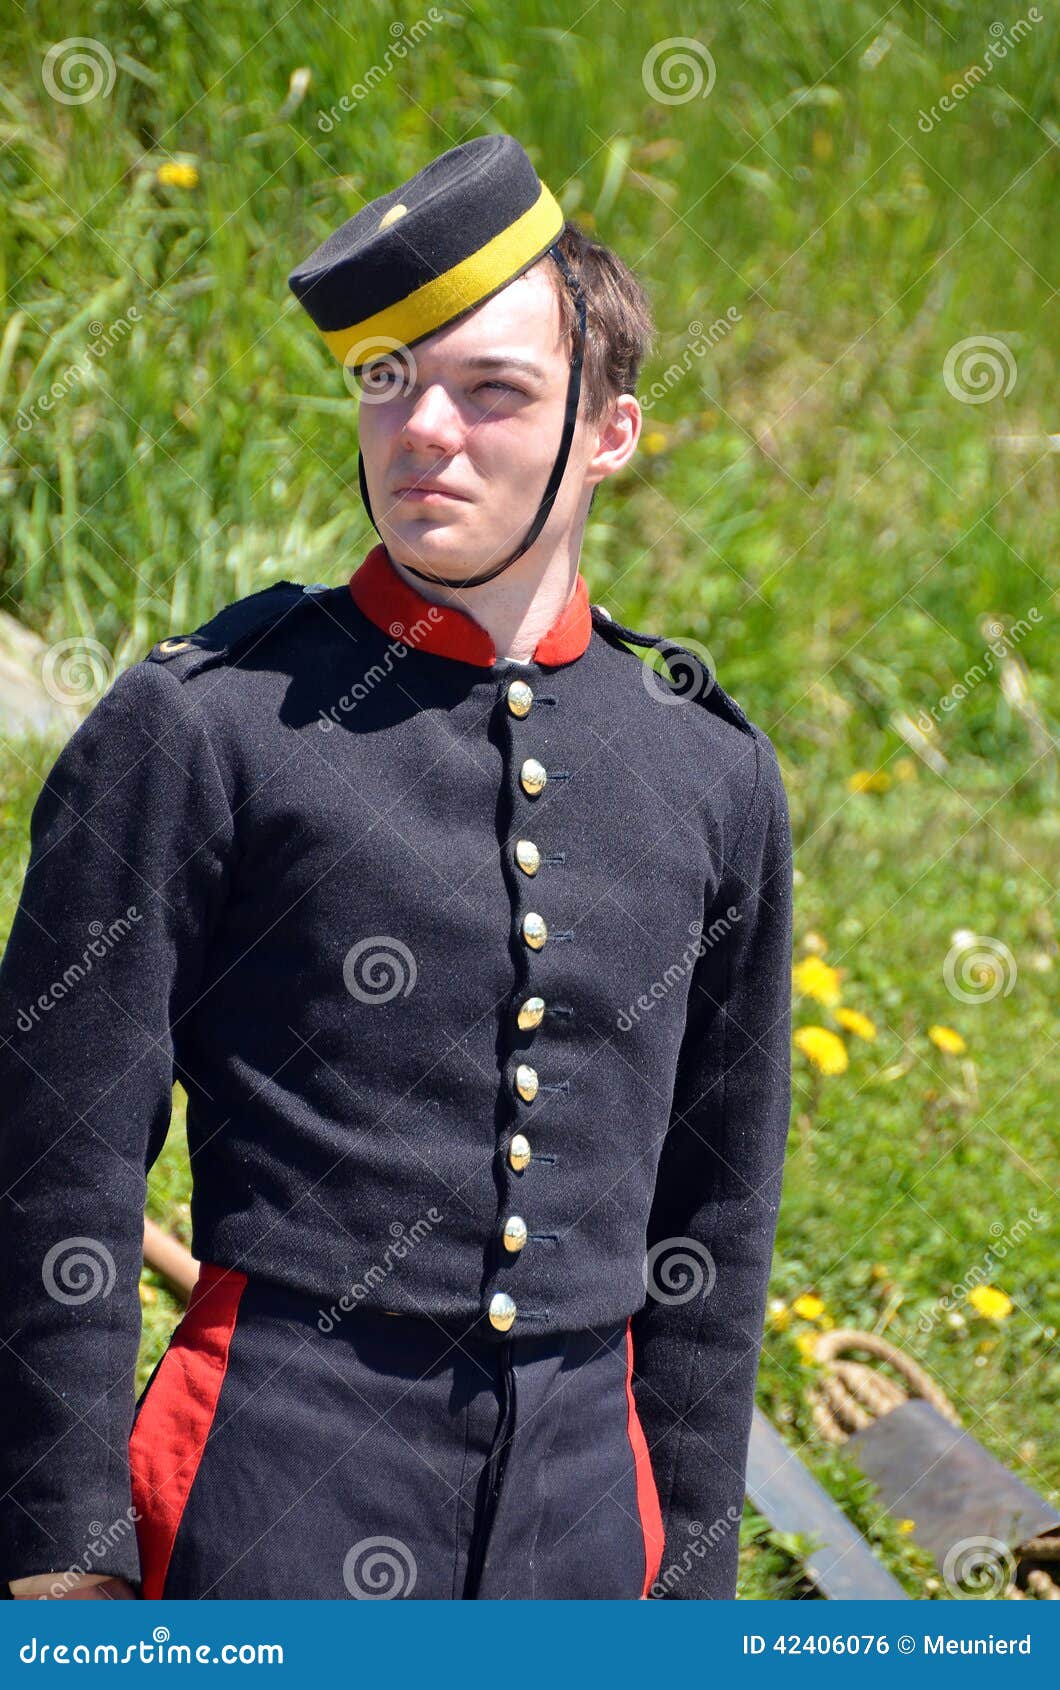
[794,1025,848,1075]
[138,1280,157,1305]
[768,1298,790,1331]
[792,1293,826,1321]
[794,1331,820,1365]
[897,1518,916,1535]
[792,955,842,1006]
[642,430,669,456]
[157,161,199,189]
[836,1007,877,1042]
[848,768,892,794]
[928,1024,966,1055]
[968,1285,1012,1321]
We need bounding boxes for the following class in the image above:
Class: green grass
[1,0,1056,1599]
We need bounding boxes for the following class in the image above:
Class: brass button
[515,839,540,876]
[158,637,191,653]
[488,1291,517,1332]
[508,1133,532,1172]
[515,1063,539,1102]
[502,1214,528,1253]
[517,995,545,1031]
[522,911,547,950]
[506,680,533,718]
[520,757,547,797]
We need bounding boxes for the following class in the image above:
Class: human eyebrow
[458,354,547,384]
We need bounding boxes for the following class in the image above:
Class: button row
[491,680,546,1332]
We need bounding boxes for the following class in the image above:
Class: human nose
[400,382,464,455]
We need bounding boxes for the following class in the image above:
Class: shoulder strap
[589,604,754,735]
[146,581,342,680]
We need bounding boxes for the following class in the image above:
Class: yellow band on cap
[322,181,565,371]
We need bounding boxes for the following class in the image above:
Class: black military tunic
[0,542,792,1598]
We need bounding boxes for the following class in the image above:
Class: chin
[384,522,493,578]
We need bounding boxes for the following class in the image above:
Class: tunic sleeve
[0,661,235,1590]
[629,723,793,1599]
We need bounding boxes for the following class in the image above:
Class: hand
[9,1571,137,1599]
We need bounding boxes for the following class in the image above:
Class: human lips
[390,479,470,502]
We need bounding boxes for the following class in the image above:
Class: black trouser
[129,1264,665,1599]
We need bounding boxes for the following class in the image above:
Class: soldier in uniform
[0,134,792,1601]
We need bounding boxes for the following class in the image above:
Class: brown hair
[531,220,655,423]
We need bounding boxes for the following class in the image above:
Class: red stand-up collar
[347,543,592,668]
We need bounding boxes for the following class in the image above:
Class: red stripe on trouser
[128,1262,248,1599]
[624,1318,666,1596]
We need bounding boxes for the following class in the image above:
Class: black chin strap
[356,244,587,591]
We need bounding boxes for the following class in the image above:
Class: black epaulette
[146,580,345,681]
[589,603,754,735]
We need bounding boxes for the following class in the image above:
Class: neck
[388,528,583,661]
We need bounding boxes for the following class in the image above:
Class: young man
[0,134,792,1600]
